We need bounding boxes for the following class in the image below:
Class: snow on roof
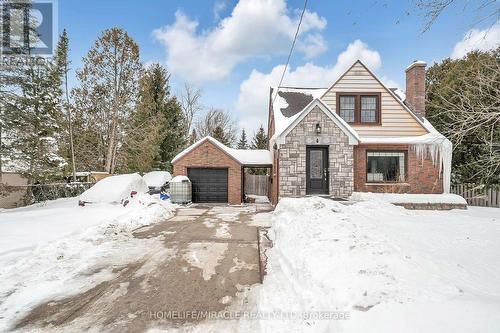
[360,133,445,145]
[405,60,427,71]
[272,87,328,138]
[171,136,272,166]
[143,171,172,188]
[272,97,360,146]
[390,88,406,101]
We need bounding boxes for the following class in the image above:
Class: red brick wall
[172,140,243,204]
[405,63,426,118]
[353,144,443,194]
[270,149,279,206]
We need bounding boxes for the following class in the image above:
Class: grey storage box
[169,176,192,204]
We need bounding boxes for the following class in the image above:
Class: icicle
[410,136,452,194]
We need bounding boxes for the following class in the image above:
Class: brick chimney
[405,60,427,118]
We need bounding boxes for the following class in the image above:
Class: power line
[271,0,308,107]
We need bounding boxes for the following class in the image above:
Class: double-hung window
[366,151,406,182]
[337,93,380,124]
[339,96,355,122]
[360,96,377,123]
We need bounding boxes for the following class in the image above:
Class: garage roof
[171,136,273,166]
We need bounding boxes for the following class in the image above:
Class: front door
[306,146,329,195]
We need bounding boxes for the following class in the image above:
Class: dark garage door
[188,168,228,203]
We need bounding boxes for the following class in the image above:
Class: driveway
[16,203,273,332]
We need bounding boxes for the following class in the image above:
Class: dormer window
[336,93,381,124]
[339,96,355,122]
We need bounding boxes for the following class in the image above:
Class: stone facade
[172,140,242,204]
[278,106,354,198]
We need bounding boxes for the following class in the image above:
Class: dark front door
[187,168,228,203]
[306,147,329,195]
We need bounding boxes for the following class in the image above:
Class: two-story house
[268,60,451,205]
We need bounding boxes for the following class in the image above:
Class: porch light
[315,123,322,134]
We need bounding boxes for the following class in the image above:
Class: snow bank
[350,192,467,205]
[240,197,500,332]
[170,175,190,182]
[246,195,270,203]
[79,173,148,203]
[0,194,176,331]
[143,171,172,188]
[0,198,124,261]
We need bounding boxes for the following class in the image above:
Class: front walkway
[16,204,273,332]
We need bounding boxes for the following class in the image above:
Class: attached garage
[188,168,228,203]
[171,136,272,205]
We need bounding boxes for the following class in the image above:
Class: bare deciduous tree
[415,0,500,32]
[195,108,237,146]
[180,83,202,138]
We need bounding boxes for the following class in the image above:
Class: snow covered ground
[240,197,500,332]
[0,194,176,331]
[350,191,467,204]
[2,193,498,332]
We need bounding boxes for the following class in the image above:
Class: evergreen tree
[1,7,66,191]
[248,125,269,175]
[237,129,249,149]
[426,48,500,184]
[212,125,230,146]
[159,93,185,171]
[54,29,77,181]
[251,125,268,149]
[3,54,66,186]
[123,63,184,172]
[72,28,142,174]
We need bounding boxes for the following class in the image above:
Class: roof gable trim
[320,60,429,134]
[171,137,242,165]
[277,99,360,145]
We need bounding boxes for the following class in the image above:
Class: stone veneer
[278,106,354,198]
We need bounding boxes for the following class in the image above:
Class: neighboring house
[172,60,451,206]
[0,159,28,209]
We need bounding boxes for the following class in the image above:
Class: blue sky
[58,0,499,133]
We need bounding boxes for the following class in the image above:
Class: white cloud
[213,0,227,21]
[153,0,327,83]
[236,40,382,132]
[451,23,500,59]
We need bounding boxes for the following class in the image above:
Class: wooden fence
[451,184,500,207]
[244,174,268,196]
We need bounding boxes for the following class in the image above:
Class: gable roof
[270,87,327,139]
[321,60,429,131]
[276,98,360,145]
[171,136,272,166]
